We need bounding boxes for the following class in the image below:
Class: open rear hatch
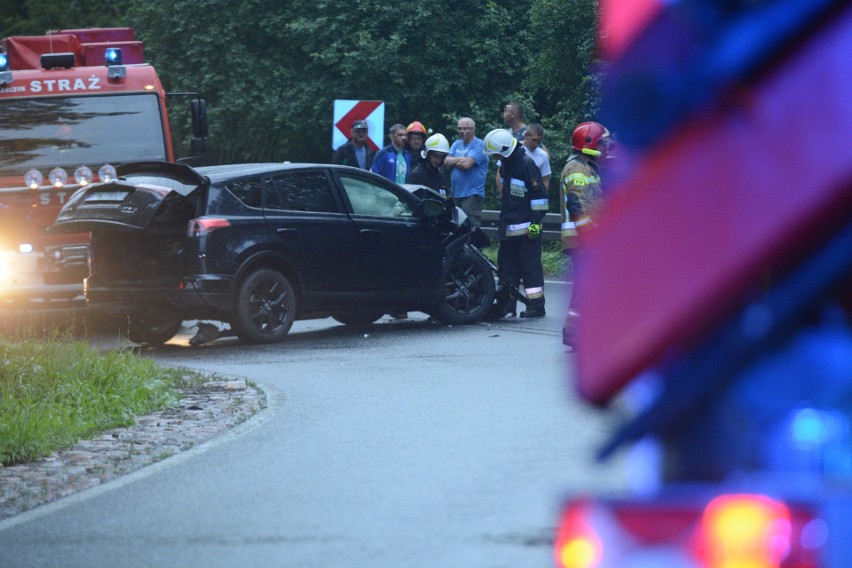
[47,161,205,235]
[47,162,206,286]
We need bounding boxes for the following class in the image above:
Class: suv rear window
[265,171,339,213]
[224,178,262,208]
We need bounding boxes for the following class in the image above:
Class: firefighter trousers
[497,236,545,302]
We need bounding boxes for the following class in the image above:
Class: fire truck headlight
[74,166,94,186]
[98,164,117,183]
[0,53,9,71]
[105,48,122,66]
[19,243,33,254]
[49,167,68,188]
[25,169,44,189]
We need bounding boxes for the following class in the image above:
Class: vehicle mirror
[191,98,209,138]
[190,137,208,156]
[421,199,446,218]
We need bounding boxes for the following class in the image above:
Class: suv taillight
[187,217,230,237]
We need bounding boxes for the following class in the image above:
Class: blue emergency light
[0,52,11,85]
[104,47,122,66]
[105,48,126,80]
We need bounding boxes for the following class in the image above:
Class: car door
[333,171,444,297]
[262,169,359,308]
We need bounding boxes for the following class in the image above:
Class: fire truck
[555,1,851,567]
[0,27,207,308]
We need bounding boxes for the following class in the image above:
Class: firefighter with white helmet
[407,133,450,196]
[483,128,549,319]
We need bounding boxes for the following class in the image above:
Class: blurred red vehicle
[555,1,852,567]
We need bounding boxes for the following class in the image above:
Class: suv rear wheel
[232,268,296,344]
[127,314,182,345]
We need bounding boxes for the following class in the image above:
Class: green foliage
[482,240,570,279]
[4,0,602,176]
[0,339,198,465]
[1,0,134,36]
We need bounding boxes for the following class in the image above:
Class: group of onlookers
[332,104,614,328]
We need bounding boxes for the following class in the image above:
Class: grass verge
[482,240,573,280]
[0,337,202,466]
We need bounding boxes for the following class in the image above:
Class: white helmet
[483,128,517,158]
[421,133,450,158]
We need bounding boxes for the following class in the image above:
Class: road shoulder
[0,379,265,521]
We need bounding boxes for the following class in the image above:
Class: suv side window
[338,174,414,218]
[266,171,339,213]
[224,178,262,208]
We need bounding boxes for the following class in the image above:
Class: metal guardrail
[480,210,568,244]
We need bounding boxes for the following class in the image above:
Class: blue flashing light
[791,408,828,446]
[0,53,8,71]
[104,48,122,66]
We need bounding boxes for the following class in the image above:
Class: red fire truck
[555,1,851,567]
[0,27,207,307]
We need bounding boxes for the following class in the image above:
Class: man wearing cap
[333,120,375,170]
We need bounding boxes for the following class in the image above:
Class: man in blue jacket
[370,124,411,183]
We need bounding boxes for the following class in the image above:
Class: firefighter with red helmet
[484,128,550,319]
[559,121,612,251]
[560,121,612,344]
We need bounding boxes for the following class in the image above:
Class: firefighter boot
[562,309,579,346]
[485,287,516,321]
[520,297,546,318]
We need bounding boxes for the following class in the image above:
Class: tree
[525,0,602,208]
[127,0,539,164]
[6,0,602,184]
[1,0,133,36]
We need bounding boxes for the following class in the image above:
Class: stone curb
[0,379,265,521]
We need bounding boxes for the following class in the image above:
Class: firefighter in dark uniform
[483,128,550,318]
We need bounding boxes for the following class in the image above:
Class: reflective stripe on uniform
[561,221,577,237]
[530,198,549,211]
[526,287,544,299]
[566,172,599,186]
[505,222,531,237]
[574,216,592,227]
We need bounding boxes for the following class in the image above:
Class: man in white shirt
[496,122,551,193]
[521,123,551,190]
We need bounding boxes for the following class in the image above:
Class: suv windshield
[0,94,168,176]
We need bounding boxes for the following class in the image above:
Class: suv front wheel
[232,268,297,344]
[434,248,496,325]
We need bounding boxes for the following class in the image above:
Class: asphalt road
[0,282,628,568]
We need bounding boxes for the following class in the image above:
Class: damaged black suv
[48,162,495,344]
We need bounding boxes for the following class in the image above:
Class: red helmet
[572,122,611,157]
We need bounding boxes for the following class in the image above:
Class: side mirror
[191,98,209,138]
[421,199,446,219]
